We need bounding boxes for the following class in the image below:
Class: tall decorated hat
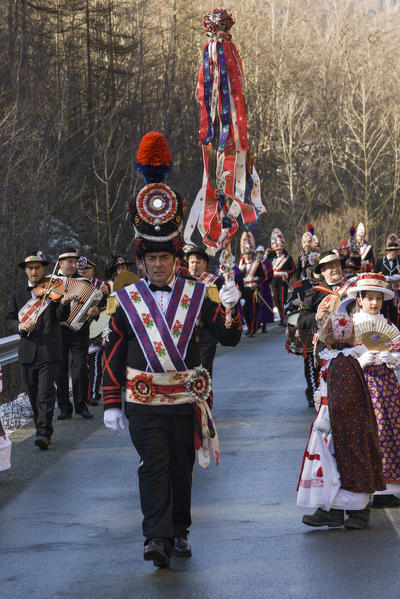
[385,232,400,250]
[301,224,314,250]
[356,222,365,244]
[129,132,184,257]
[240,231,255,254]
[271,228,285,250]
[347,272,394,301]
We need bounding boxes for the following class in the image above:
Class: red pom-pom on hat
[137,132,172,167]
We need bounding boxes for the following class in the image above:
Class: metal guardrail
[0,334,19,366]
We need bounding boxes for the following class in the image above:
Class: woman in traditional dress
[0,368,11,471]
[347,273,400,507]
[297,313,385,529]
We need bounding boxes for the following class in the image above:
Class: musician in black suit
[56,248,100,420]
[375,234,400,327]
[5,252,72,449]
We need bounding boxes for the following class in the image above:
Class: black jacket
[103,292,242,415]
[297,285,332,365]
[375,256,400,277]
[6,286,70,364]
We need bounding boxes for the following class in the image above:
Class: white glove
[380,351,400,369]
[104,408,125,434]
[219,281,240,308]
[314,407,331,433]
[358,351,379,369]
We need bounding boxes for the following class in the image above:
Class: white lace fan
[354,320,400,350]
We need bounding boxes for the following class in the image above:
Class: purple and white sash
[116,278,206,373]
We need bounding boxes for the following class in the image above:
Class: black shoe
[302,508,344,527]
[144,540,170,568]
[173,535,192,558]
[261,325,267,334]
[34,436,49,450]
[371,494,400,508]
[89,400,99,406]
[57,412,72,420]
[345,508,370,529]
[77,409,93,419]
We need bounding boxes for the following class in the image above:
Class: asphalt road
[1,326,400,599]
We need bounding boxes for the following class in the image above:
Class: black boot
[302,508,344,527]
[371,494,400,508]
[345,507,370,529]
[261,324,267,334]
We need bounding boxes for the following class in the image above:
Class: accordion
[61,277,103,331]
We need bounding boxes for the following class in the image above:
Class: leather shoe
[371,494,400,508]
[57,412,72,420]
[77,409,93,419]
[144,539,170,568]
[344,508,370,529]
[173,535,192,558]
[34,436,49,450]
[302,508,344,527]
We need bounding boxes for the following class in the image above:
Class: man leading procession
[102,132,242,568]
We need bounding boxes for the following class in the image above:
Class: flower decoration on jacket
[128,373,156,403]
[184,8,266,251]
[186,367,212,403]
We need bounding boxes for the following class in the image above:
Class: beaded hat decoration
[130,132,184,257]
[271,228,285,250]
[385,232,399,250]
[240,231,255,254]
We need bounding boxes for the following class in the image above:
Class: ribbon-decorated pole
[184,8,266,326]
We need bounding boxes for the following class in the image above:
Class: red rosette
[129,373,155,403]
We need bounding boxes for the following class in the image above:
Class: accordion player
[55,248,105,420]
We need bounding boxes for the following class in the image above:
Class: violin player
[5,251,73,449]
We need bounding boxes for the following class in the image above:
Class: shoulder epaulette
[106,294,120,315]
[205,284,221,304]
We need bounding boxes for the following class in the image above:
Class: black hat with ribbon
[19,250,49,269]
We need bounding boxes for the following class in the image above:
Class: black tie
[149,284,172,292]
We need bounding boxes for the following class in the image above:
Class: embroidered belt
[125,367,219,469]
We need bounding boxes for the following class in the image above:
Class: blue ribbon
[202,44,214,145]
[217,42,230,151]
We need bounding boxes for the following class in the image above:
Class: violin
[33,276,82,303]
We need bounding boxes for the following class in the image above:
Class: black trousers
[272,280,288,323]
[88,346,103,403]
[304,355,319,405]
[243,287,259,334]
[56,327,89,415]
[21,361,58,439]
[128,412,195,555]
